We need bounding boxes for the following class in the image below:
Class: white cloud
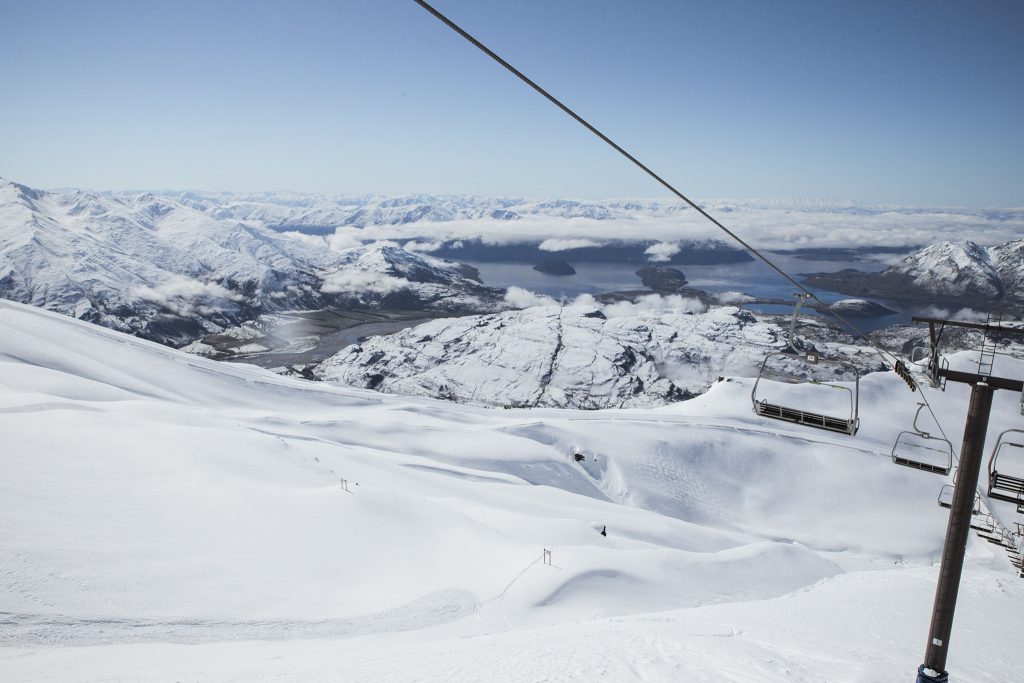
[327,228,364,252]
[538,238,606,252]
[570,293,600,308]
[503,288,704,318]
[299,201,1023,253]
[715,291,754,304]
[600,294,705,318]
[915,305,991,323]
[504,286,558,309]
[133,275,243,316]
[644,242,681,262]
[321,270,408,296]
[403,240,445,253]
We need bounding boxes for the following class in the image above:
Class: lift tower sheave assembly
[911,316,1024,683]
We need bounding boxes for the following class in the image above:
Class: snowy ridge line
[0,299,388,404]
[500,415,896,461]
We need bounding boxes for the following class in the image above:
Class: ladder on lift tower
[977,310,1001,377]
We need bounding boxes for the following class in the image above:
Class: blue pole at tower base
[916,664,949,682]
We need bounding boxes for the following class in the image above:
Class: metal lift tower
[912,316,1024,683]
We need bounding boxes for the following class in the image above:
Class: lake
[465,252,912,332]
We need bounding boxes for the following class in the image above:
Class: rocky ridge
[316,305,884,409]
[0,179,499,345]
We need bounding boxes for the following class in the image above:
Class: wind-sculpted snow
[0,180,500,345]
[317,305,884,409]
[2,300,1023,681]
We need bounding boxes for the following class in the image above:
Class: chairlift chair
[891,404,953,476]
[995,530,1017,549]
[987,429,1024,505]
[936,484,981,513]
[970,513,995,533]
[750,294,860,436]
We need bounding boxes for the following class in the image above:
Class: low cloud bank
[321,270,408,296]
[310,202,1024,254]
[539,238,606,252]
[503,287,705,317]
[917,306,989,323]
[134,276,243,316]
[644,242,681,262]
[715,291,754,304]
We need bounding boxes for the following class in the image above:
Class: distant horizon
[5,176,1024,212]
[4,175,1021,253]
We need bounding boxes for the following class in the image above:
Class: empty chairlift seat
[970,513,996,534]
[751,351,860,436]
[890,403,952,476]
[987,429,1024,505]
[936,485,981,513]
[892,432,953,476]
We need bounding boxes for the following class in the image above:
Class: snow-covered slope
[1,300,1022,681]
[316,304,883,409]
[0,179,499,345]
[804,239,1024,304]
[889,240,1004,299]
[322,243,502,310]
[990,238,1024,294]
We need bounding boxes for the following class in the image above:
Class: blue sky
[1,0,1022,206]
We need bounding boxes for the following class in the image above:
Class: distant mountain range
[3,177,1023,350]
[803,239,1024,306]
[0,179,500,345]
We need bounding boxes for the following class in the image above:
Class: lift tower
[912,316,1024,683]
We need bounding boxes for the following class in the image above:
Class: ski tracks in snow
[0,589,477,647]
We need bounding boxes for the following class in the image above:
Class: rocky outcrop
[635,266,688,293]
[532,260,576,276]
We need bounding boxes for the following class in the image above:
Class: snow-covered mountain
[888,240,1005,299]
[149,190,1024,254]
[0,179,500,345]
[804,239,1024,305]
[322,243,502,310]
[2,299,1022,682]
[317,304,883,409]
